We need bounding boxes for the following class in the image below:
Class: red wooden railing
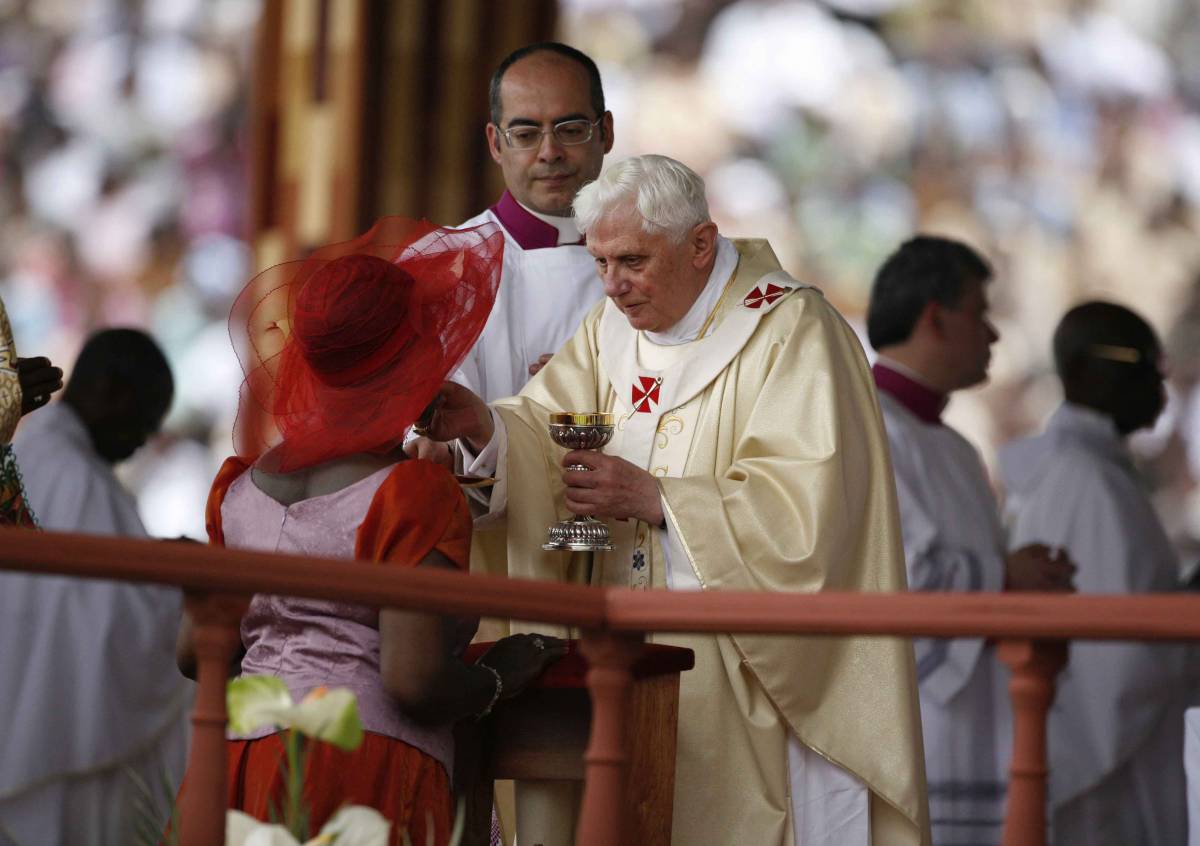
[3,529,1199,845]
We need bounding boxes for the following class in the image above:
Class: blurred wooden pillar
[998,639,1068,846]
[247,0,558,269]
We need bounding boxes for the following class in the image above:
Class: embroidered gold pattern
[655,414,685,449]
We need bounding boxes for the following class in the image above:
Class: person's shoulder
[376,457,462,502]
[456,207,499,231]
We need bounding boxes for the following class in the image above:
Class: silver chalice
[543,411,615,551]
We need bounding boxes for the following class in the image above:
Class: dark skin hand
[1004,543,1077,592]
[416,382,495,453]
[17,357,63,416]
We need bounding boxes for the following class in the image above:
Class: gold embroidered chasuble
[474,240,930,844]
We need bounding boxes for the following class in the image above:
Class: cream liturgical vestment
[1000,403,1191,846]
[874,362,1009,846]
[455,191,604,401]
[470,239,929,845]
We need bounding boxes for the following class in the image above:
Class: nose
[985,318,999,344]
[599,265,629,298]
[536,129,565,161]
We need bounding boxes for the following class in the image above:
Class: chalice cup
[543,412,615,551]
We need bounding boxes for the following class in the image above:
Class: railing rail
[3,528,1198,845]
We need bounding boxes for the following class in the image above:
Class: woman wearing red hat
[180,218,564,844]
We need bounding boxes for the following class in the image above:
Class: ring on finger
[532,636,545,651]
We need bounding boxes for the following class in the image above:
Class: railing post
[997,638,1068,846]
[576,628,643,846]
[179,592,246,846]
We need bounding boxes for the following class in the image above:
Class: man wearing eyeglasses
[454,42,613,403]
[999,302,1189,846]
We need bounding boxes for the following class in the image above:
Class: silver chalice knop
[543,411,615,551]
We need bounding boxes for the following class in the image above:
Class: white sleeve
[456,408,507,524]
[660,503,701,591]
[892,467,999,704]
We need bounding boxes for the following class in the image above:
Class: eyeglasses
[498,117,603,150]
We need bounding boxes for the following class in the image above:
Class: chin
[531,188,577,216]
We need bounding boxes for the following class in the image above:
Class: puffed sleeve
[206,456,251,547]
[355,459,472,570]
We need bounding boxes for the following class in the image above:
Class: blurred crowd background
[4,0,1200,571]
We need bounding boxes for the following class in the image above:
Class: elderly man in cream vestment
[427,155,929,845]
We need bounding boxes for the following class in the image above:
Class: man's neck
[489,191,581,249]
[645,237,734,346]
[873,355,948,425]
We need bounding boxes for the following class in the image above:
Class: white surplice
[878,388,1009,846]
[0,403,191,846]
[454,197,603,402]
[1000,402,1191,846]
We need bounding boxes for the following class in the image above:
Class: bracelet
[475,662,502,719]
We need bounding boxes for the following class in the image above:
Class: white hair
[573,154,711,243]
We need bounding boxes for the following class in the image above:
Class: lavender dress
[219,465,455,775]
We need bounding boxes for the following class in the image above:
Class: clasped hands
[1004,543,1077,592]
[409,381,664,526]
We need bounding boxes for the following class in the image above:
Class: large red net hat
[230,217,503,473]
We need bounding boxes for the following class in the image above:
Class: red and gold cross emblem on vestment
[743,282,787,309]
[631,375,662,414]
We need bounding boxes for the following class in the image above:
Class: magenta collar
[872,361,947,425]
[490,191,583,250]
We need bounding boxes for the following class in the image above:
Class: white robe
[454,203,603,402]
[878,390,1009,846]
[0,403,191,846]
[1000,402,1191,846]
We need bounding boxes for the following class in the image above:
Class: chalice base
[543,516,614,551]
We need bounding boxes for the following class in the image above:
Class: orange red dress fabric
[206,457,472,846]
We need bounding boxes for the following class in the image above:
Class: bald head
[1053,301,1164,435]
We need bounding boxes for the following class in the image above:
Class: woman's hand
[478,632,568,699]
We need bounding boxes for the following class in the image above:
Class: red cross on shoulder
[631,375,662,414]
[743,282,788,309]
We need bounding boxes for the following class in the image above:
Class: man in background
[867,236,1075,845]
[1000,301,1190,845]
[0,328,191,846]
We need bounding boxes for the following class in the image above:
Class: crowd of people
[2,22,1200,846]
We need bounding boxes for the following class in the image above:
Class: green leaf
[228,676,294,735]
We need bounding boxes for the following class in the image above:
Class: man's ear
[915,300,945,341]
[689,221,718,269]
[600,111,615,154]
[485,123,503,164]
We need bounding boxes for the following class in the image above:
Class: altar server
[867,236,1075,845]
[1,329,190,846]
[454,42,613,401]
[1000,301,1190,846]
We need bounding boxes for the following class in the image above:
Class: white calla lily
[225,806,390,846]
[227,676,363,751]
[227,676,294,736]
[314,806,391,845]
[226,810,301,845]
